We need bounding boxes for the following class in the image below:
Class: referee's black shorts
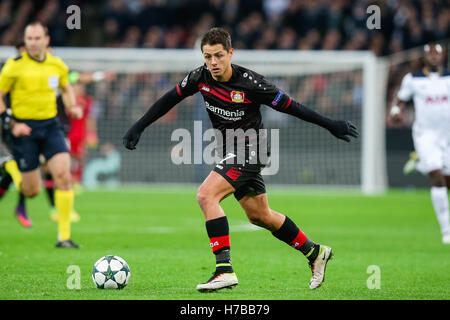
[9,117,68,172]
[213,150,267,201]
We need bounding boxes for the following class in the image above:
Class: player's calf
[197,216,238,292]
[20,170,41,198]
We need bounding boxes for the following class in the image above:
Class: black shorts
[213,151,266,201]
[9,117,68,172]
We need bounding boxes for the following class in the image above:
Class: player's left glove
[123,126,142,150]
[327,120,359,142]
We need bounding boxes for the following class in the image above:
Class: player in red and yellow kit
[68,81,95,185]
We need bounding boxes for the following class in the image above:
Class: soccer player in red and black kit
[123,28,358,291]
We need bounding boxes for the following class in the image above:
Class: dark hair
[201,27,232,52]
[15,41,25,50]
[24,21,49,36]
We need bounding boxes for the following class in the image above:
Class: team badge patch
[48,76,59,90]
[231,91,245,103]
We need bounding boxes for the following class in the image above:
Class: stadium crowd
[0,0,449,56]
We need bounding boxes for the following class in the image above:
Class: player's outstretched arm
[123,87,184,150]
[282,99,359,142]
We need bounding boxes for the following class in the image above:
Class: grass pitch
[0,186,449,300]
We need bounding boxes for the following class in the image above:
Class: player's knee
[246,209,268,227]
[247,214,262,226]
[429,170,446,187]
[52,170,72,189]
[196,187,211,209]
[22,185,40,198]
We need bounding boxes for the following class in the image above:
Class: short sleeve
[176,66,202,97]
[397,73,414,102]
[58,59,70,88]
[0,59,16,93]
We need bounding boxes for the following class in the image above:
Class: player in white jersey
[389,43,450,244]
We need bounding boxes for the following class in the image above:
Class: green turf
[0,186,449,300]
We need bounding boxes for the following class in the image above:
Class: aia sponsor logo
[425,95,449,104]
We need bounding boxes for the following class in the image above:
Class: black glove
[122,87,184,150]
[123,126,142,150]
[327,120,359,142]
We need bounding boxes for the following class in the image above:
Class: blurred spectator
[322,29,342,50]
[276,27,298,50]
[121,26,142,48]
[142,26,164,48]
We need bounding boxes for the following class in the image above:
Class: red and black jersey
[175,64,292,155]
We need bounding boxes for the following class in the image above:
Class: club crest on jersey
[231,91,245,103]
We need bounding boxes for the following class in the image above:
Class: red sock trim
[289,230,307,249]
[209,235,230,253]
[44,179,54,189]
[0,187,5,196]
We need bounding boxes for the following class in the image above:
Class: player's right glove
[122,87,184,150]
[123,126,142,150]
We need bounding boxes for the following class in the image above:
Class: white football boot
[309,245,333,290]
[196,272,238,292]
[442,234,450,244]
[403,151,418,175]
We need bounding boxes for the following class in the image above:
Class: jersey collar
[24,50,47,63]
[422,67,442,77]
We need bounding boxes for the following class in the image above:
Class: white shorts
[412,127,450,175]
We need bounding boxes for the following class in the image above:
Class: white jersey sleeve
[397,73,414,102]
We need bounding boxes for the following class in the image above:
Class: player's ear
[228,48,234,58]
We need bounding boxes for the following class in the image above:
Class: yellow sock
[55,189,74,241]
[5,160,22,190]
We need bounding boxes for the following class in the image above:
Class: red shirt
[68,93,93,140]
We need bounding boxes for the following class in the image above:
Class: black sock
[272,216,319,262]
[215,249,233,274]
[0,174,12,198]
[43,173,55,207]
[205,216,233,273]
[18,192,25,206]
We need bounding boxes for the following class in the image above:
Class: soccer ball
[92,255,131,289]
